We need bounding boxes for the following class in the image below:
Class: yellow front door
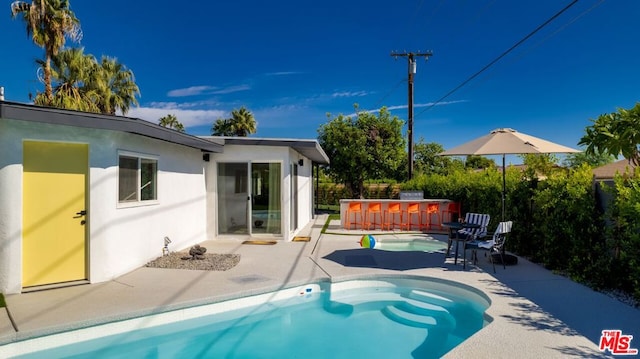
[22,141,88,287]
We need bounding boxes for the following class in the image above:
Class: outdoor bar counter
[339,199,453,231]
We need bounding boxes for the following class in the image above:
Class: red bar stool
[421,202,442,230]
[364,202,382,230]
[403,202,422,231]
[346,202,363,230]
[441,201,461,223]
[383,202,402,230]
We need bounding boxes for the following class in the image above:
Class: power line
[370,78,406,111]
[415,0,580,119]
[449,0,605,94]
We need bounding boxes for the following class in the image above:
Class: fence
[317,183,401,205]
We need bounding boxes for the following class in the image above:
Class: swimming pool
[2,277,491,359]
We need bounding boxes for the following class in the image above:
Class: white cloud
[347,100,468,117]
[331,90,369,98]
[167,86,216,97]
[127,104,226,128]
[211,84,251,94]
[166,84,251,97]
[265,71,302,76]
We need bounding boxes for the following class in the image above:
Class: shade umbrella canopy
[440,128,581,220]
[440,128,581,156]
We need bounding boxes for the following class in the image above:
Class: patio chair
[465,221,513,273]
[457,213,490,269]
[457,213,490,240]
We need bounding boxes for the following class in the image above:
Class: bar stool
[421,202,442,230]
[346,202,363,230]
[403,202,422,231]
[441,201,461,223]
[383,202,402,230]
[364,202,382,230]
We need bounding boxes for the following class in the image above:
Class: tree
[413,138,455,175]
[465,155,495,170]
[579,103,640,166]
[11,0,82,105]
[318,107,405,198]
[158,114,185,132]
[88,56,140,115]
[211,106,257,136]
[32,48,140,115]
[563,151,615,169]
[211,118,233,136]
[519,153,559,179]
[34,47,99,112]
[229,107,257,136]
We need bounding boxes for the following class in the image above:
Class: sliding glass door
[217,162,281,236]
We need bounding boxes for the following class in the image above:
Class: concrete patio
[0,214,638,358]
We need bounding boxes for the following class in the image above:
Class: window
[118,153,157,204]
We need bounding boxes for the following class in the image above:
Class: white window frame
[117,151,159,208]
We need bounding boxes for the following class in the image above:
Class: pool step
[383,304,456,330]
[382,306,438,328]
[331,291,404,306]
[331,290,457,329]
[398,298,450,315]
[407,289,456,308]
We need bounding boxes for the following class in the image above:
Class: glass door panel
[251,163,281,235]
[290,163,298,232]
[217,163,248,235]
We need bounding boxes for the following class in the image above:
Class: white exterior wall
[289,148,314,233]
[0,119,208,294]
[206,144,314,242]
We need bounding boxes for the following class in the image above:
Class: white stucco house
[0,101,329,294]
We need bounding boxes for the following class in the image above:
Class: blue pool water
[374,239,447,252]
[7,277,490,359]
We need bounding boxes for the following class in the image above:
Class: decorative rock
[188,244,207,260]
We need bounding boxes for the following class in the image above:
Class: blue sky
[3,0,640,157]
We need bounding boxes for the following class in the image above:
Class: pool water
[6,278,490,359]
[374,239,447,252]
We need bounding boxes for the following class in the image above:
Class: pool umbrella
[440,128,580,220]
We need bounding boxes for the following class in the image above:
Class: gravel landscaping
[145,252,240,271]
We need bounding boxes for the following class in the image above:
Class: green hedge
[602,173,640,301]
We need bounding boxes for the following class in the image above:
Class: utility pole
[391,51,433,180]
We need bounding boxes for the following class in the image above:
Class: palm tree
[211,107,257,137]
[88,56,140,115]
[159,114,185,132]
[229,106,257,136]
[11,0,82,105]
[211,118,234,136]
[34,47,99,112]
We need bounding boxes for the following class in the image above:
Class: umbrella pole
[502,154,506,222]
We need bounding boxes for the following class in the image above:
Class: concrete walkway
[1,215,638,358]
